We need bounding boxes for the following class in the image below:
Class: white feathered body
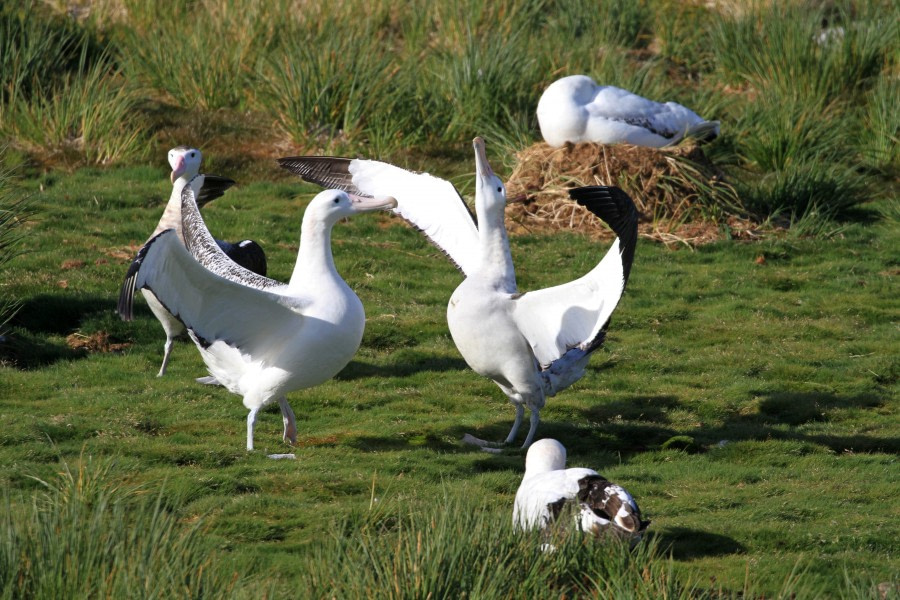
[537,75,719,148]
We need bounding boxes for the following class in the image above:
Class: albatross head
[306,189,397,225]
[523,438,568,478]
[473,137,507,213]
[168,146,203,183]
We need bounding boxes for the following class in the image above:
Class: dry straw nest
[504,142,758,246]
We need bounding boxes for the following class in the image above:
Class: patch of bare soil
[65,331,131,353]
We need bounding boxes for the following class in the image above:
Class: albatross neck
[288,215,340,289]
[151,176,192,243]
[474,192,516,291]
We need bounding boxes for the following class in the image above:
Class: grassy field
[1,164,897,597]
[1,0,898,598]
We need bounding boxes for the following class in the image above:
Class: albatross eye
[190,152,196,158]
[497,186,502,193]
[333,197,340,204]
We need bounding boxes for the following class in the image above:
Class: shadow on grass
[2,293,121,369]
[336,354,470,380]
[577,390,898,456]
[651,527,746,561]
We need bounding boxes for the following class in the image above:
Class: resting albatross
[137,146,267,377]
[118,176,396,450]
[537,75,720,148]
[277,137,638,448]
[513,438,649,543]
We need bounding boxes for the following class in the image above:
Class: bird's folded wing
[121,230,303,358]
[278,156,481,276]
[181,175,283,292]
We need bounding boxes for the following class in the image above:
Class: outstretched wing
[278,156,481,276]
[181,174,283,292]
[512,186,638,367]
[193,174,236,209]
[119,229,303,358]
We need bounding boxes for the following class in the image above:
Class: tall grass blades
[0,454,244,600]
[0,2,97,105]
[116,0,277,111]
[861,73,900,175]
[0,46,147,166]
[709,3,894,104]
[300,491,696,599]
[0,166,30,334]
[260,16,400,154]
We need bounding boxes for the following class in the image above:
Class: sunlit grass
[1,165,897,596]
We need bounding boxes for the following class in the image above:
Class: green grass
[4,0,897,228]
[0,0,898,596]
[0,162,897,597]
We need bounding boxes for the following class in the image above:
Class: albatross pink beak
[170,155,186,183]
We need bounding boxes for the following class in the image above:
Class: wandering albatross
[118,176,397,450]
[277,137,638,448]
[513,438,649,544]
[537,75,720,148]
[137,146,267,378]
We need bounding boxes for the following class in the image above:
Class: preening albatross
[513,439,649,543]
[537,75,720,148]
[277,137,638,448]
[118,177,397,450]
[135,146,267,377]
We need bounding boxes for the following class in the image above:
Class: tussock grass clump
[115,0,277,111]
[0,166,30,333]
[504,142,747,244]
[0,5,146,166]
[0,454,246,599]
[300,491,693,599]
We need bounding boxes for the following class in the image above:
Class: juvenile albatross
[118,177,396,450]
[513,438,649,543]
[537,74,720,148]
[136,146,267,377]
[277,137,638,448]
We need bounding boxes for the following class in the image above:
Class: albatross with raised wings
[119,176,396,450]
[137,146,267,378]
[277,137,638,448]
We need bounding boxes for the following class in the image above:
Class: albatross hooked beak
[473,136,495,179]
[170,155,186,183]
[348,194,398,212]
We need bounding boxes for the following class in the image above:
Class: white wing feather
[347,159,481,275]
[512,240,625,367]
[134,231,305,361]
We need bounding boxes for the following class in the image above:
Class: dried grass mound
[505,142,755,245]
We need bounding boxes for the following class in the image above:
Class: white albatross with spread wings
[514,439,649,543]
[537,75,720,148]
[118,176,396,450]
[137,146,267,378]
[277,137,638,448]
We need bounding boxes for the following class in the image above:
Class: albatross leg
[504,404,525,444]
[157,337,174,377]
[520,408,540,448]
[278,397,297,445]
[246,407,260,451]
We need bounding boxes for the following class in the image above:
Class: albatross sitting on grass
[118,176,396,450]
[277,137,638,448]
[137,146,267,378]
[513,438,649,544]
[537,74,720,148]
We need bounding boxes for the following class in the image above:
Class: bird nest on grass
[504,142,758,246]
